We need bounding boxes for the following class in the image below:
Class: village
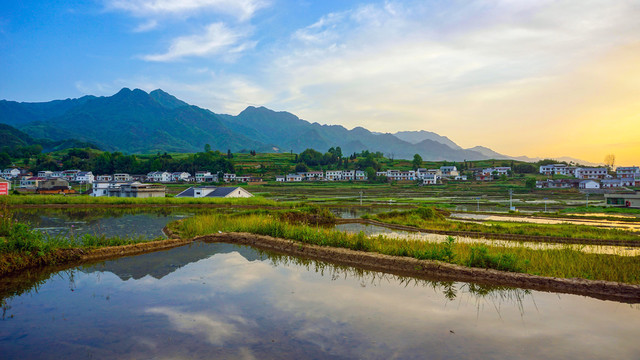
[1,162,639,207]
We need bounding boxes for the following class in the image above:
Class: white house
[342,170,355,181]
[38,171,53,178]
[20,176,46,189]
[195,171,211,183]
[175,186,253,198]
[355,170,367,181]
[286,173,303,182]
[236,175,251,183]
[326,170,343,181]
[616,167,640,178]
[96,175,113,181]
[440,166,459,177]
[579,180,600,189]
[602,178,635,188]
[171,172,190,182]
[304,171,324,181]
[275,176,285,182]
[422,174,438,185]
[91,181,131,197]
[223,173,236,182]
[51,171,64,178]
[575,167,608,179]
[147,171,172,183]
[386,170,416,181]
[114,173,132,182]
[3,168,21,179]
[62,170,81,182]
[76,171,94,184]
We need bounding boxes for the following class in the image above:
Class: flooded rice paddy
[1,241,639,359]
[451,213,640,232]
[13,209,194,240]
[336,223,640,256]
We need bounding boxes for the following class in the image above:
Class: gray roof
[175,186,248,198]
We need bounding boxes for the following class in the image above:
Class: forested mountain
[1,88,518,161]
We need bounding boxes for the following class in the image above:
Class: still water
[1,242,638,359]
[13,209,194,239]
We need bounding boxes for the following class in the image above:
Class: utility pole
[544,197,548,212]
[476,197,480,212]
[509,189,514,211]
[359,191,363,206]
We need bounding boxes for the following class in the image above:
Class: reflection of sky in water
[17,213,191,239]
[336,223,640,256]
[1,242,638,359]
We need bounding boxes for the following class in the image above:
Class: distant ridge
[0,88,594,164]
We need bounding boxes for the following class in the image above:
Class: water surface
[1,242,639,359]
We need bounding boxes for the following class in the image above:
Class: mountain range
[0,88,596,164]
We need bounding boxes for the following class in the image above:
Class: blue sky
[2,0,640,164]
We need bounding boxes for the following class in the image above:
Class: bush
[465,245,522,272]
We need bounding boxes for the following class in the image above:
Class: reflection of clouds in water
[207,253,274,290]
[212,254,640,359]
[146,307,251,346]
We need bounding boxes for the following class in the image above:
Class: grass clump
[171,212,640,284]
[465,245,522,272]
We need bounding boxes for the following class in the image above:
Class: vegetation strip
[0,236,193,277]
[194,232,640,303]
[336,218,640,247]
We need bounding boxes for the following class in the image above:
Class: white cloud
[258,0,640,138]
[106,0,268,21]
[141,22,253,62]
[133,19,158,32]
[146,307,245,345]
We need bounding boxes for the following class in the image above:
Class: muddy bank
[336,218,640,247]
[195,232,640,303]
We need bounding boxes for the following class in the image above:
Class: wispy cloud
[133,19,158,32]
[105,0,268,21]
[258,0,640,152]
[141,22,253,62]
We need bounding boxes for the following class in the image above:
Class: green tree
[412,154,423,170]
[295,163,308,173]
[0,152,11,168]
[204,144,211,152]
[525,177,537,189]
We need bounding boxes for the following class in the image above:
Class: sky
[1,0,639,165]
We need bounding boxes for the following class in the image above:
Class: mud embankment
[195,231,640,303]
[336,218,640,247]
[2,226,639,303]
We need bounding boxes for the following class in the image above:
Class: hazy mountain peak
[393,130,461,149]
[149,89,189,109]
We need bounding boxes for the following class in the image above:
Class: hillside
[0,123,100,152]
[1,88,538,161]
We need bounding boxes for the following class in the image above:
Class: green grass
[561,206,640,215]
[171,212,640,284]
[2,194,279,207]
[0,204,161,274]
